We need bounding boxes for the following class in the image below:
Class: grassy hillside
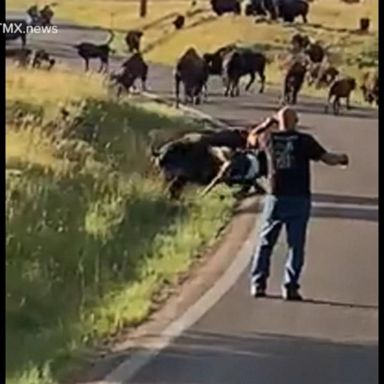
[6,65,235,384]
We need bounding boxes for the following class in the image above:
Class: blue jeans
[250,195,311,289]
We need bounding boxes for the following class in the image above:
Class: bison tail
[106,29,115,46]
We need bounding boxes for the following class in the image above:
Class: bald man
[250,107,349,300]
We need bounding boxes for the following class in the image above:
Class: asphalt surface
[6,15,379,384]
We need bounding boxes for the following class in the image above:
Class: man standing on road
[249,106,349,301]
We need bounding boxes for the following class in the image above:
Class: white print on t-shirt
[273,137,296,170]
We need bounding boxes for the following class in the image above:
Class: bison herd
[5,1,378,199]
[212,0,309,23]
[171,33,378,116]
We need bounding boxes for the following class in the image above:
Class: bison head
[203,52,223,75]
[150,141,187,176]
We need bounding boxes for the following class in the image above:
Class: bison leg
[98,60,104,73]
[292,88,299,105]
[302,13,308,24]
[230,81,236,97]
[100,58,109,73]
[325,91,333,113]
[21,34,27,48]
[175,75,181,107]
[84,58,89,72]
[245,73,256,92]
[194,93,201,105]
[234,80,240,97]
[333,97,341,115]
[202,83,208,102]
[282,78,291,104]
[258,72,266,93]
[168,177,187,200]
[141,77,147,92]
[223,78,230,97]
[346,94,352,110]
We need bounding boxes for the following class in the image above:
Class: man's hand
[339,154,349,166]
[199,161,231,198]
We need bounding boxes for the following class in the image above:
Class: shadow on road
[127,330,378,384]
[312,193,378,207]
[237,101,379,121]
[261,294,378,311]
[235,193,378,223]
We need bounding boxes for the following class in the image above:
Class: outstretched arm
[247,117,278,148]
[320,152,349,166]
[305,135,349,167]
[199,161,231,198]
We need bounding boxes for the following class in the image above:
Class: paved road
[6,16,379,384]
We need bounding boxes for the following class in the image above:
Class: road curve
[6,15,379,384]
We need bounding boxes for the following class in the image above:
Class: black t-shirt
[263,131,326,196]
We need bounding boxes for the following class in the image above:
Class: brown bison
[282,58,308,105]
[361,69,378,106]
[31,49,56,70]
[325,76,356,115]
[278,0,310,23]
[291,33,311,53]
[221,47,267,97]
[290,34,326,64]
[125,30,143,53]
[203,44,238,76]
[307,62,339,88]
[73,30,115,72]
[109,52,148,95]
[5,47,32,67]
[305,41,326,64]
[173,14,185,30]
[210,0,241,16]
[151,128,266,199]
[174,48,209,107]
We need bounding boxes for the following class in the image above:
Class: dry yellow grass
[7,0,377,92]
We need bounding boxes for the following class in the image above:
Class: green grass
[6,65,235,384]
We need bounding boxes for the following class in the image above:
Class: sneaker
[251,285,267,298]
[282,286,303,301]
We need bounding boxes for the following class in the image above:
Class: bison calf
[6,47,32,67]
[31,49,56,70]
[73,30,115,72]
[361,69,378,106]
[173,15,185,30]
[291,33,310,53]
[110,52,148,96]
[325,76,356,115]
[307,63,339,88]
